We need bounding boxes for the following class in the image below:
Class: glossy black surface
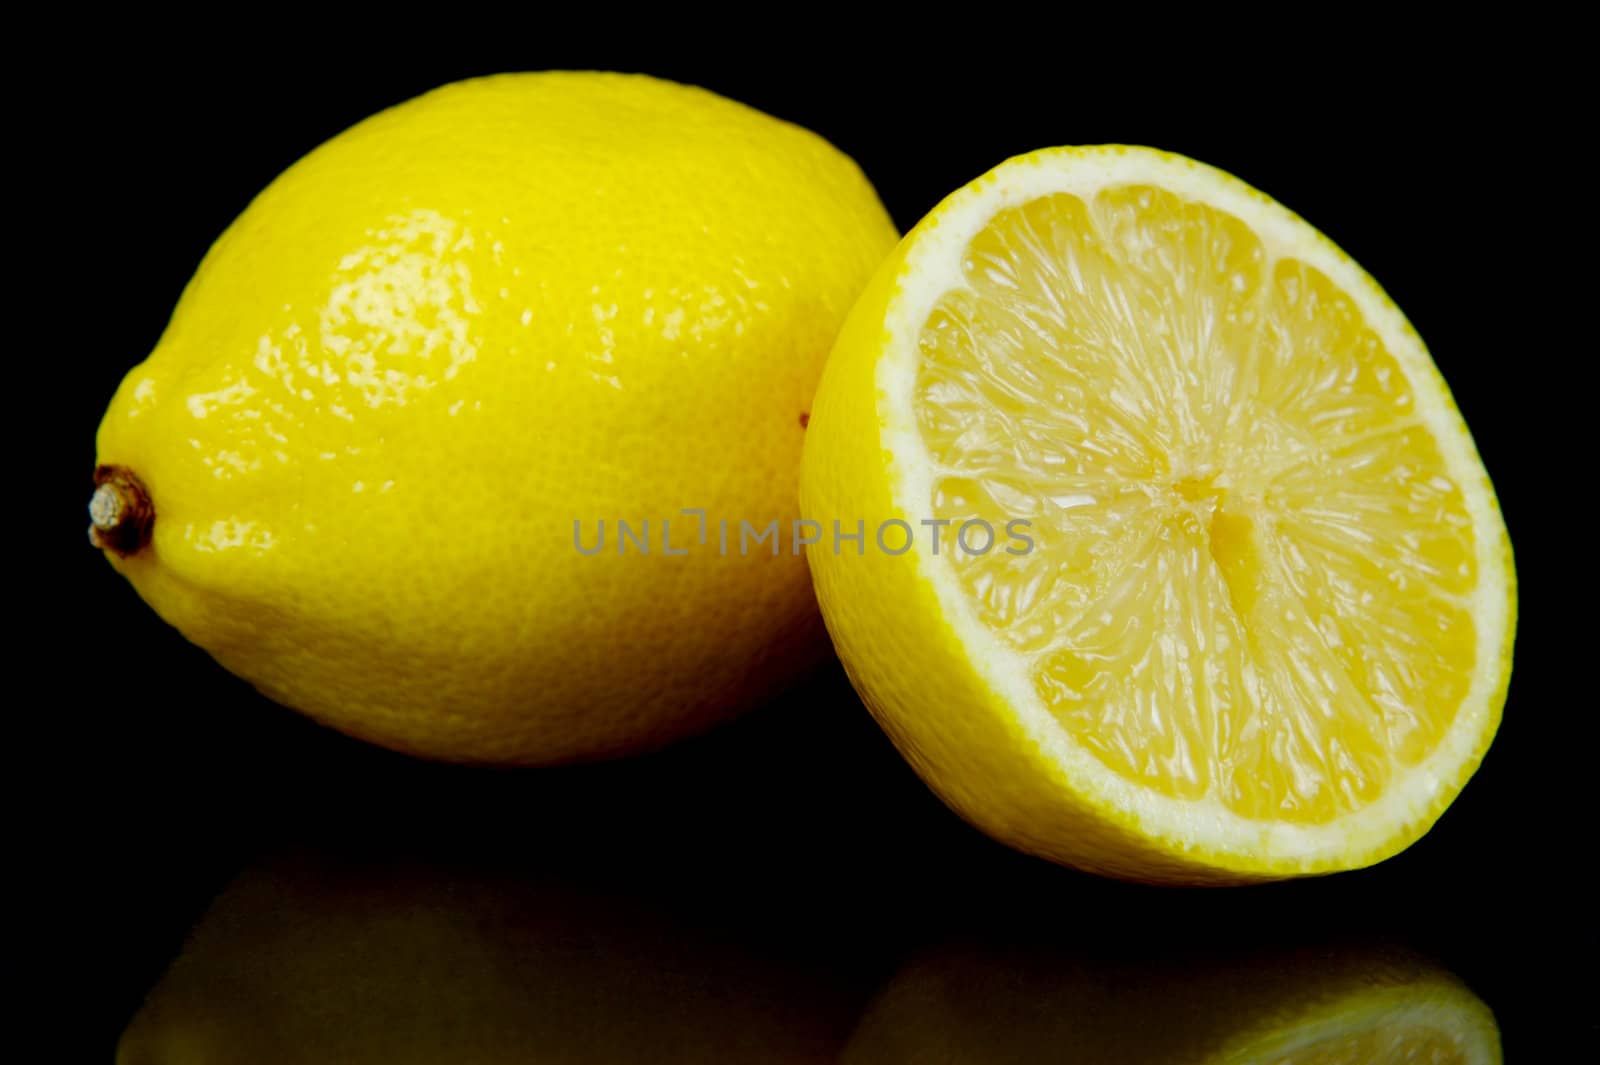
[57,662,1581,1060]
[29,40,1581,1061]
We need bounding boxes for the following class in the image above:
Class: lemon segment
[801,146,1514,881]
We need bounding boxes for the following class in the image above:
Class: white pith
[878,148,1512,867]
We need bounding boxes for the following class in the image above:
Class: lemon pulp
[918,186,1480,825]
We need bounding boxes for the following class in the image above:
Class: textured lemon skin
[799,146,1515,884]
[97,73,898,764]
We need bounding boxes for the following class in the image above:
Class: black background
[25,38,1584,1061]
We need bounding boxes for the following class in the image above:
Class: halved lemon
[800,146,1515,883]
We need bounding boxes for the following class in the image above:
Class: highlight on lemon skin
[839,940,1501,1064]
[800,144,1515,884]
[87,71,898,767]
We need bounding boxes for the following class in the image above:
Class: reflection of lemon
[116,854,859,1064]
[801,147,1514,882]
[841,942,1501,1064]
[92,73,896,764]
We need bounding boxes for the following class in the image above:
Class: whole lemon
[91,72,897,764]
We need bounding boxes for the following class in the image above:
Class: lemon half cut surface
[800,146,1515,883]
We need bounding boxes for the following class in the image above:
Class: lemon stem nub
[88,465,154,557]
